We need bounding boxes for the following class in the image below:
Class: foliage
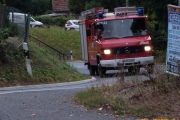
[6,0,52,15]
[6,21,20,37]
[0,0,5,4]
[0,28,9,40]
[84,0,101,10]
[33,16,74,27]
[68,0,87,14]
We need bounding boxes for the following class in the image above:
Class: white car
[9,12,43,28]
[65,20,79,31]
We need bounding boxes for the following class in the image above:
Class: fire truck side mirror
[98,30,102,39]
[155,23,159,31]
[95,23,104,31]
[86,28,91,36]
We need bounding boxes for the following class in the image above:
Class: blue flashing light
[137,9,143,16]
[98,12,104,19]
[135,49,139,52]
[117,50,120,54]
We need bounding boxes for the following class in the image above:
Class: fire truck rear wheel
[98,64,106,78]
[89,65,96,76]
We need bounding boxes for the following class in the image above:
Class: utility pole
[126,0,129,7]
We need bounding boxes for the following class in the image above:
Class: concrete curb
[0,76,97,91]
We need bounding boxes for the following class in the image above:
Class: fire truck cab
[79,7,154,77]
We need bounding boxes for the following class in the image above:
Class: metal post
[23,42,32,76]
[126,0,129,7]
[70,50,73,60]
[23,14,32,76]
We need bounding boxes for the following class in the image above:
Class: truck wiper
[102,37,121,39]
[122,35,142,38]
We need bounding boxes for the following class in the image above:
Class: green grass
[30,26,82,60]
[0,26,91,87]
[74,87,106,108]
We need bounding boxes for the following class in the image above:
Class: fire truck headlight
[104,49,111,54]
[144,46,151,51]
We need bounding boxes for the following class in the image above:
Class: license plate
[122,59,135,62]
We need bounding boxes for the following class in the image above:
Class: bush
[0,0,5,4]
[34,15,75,27]
[0,28,9,40]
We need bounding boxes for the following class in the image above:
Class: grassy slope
[30,26,82,60]
[0,27,90,87]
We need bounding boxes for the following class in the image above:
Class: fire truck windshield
[99,18,148,39]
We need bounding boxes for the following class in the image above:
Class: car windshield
[98,18,148,39]
[73,21,79,25]
[30,17,35,22]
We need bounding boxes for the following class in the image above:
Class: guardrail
[29,34,69,62]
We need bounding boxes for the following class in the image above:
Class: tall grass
[74,64,180,118]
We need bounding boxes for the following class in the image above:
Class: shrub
[34,16,75,27]
[0,0,5,4]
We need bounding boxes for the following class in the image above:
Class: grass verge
[74,65,180,118]
[0,36,90,87]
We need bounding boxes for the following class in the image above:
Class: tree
[6,0,52,15]
[0,0,5,4]
[85,0,101,10]
[68,0,87,14]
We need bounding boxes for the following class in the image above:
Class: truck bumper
[100,56,154,68]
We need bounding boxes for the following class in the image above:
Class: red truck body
[79,7,154,77]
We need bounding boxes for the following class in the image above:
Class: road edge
[0,76,97,91]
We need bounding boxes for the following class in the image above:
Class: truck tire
[89,65,95,76]
[98,64,106,78]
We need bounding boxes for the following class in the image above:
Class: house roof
[52,0,69,12]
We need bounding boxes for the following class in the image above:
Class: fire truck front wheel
[128,66,140,75]
[98,64,106,78]
[146,65,154,74]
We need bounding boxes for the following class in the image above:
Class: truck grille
[112,46,145,54]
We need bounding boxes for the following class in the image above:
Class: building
[52,0,70,15]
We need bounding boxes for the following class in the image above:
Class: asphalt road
[0,61,164,120]
[0,89,122,120]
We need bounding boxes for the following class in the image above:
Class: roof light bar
[137,8,144,15]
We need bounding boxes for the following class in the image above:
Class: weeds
[74,63,180,117]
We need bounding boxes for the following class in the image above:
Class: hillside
[0,37,90,87]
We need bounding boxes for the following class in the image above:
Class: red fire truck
[79,7,154,77]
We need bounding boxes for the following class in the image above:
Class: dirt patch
[5,37,22,47]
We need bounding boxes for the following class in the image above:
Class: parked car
[64,20,79,31]
[9,12,43,28]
